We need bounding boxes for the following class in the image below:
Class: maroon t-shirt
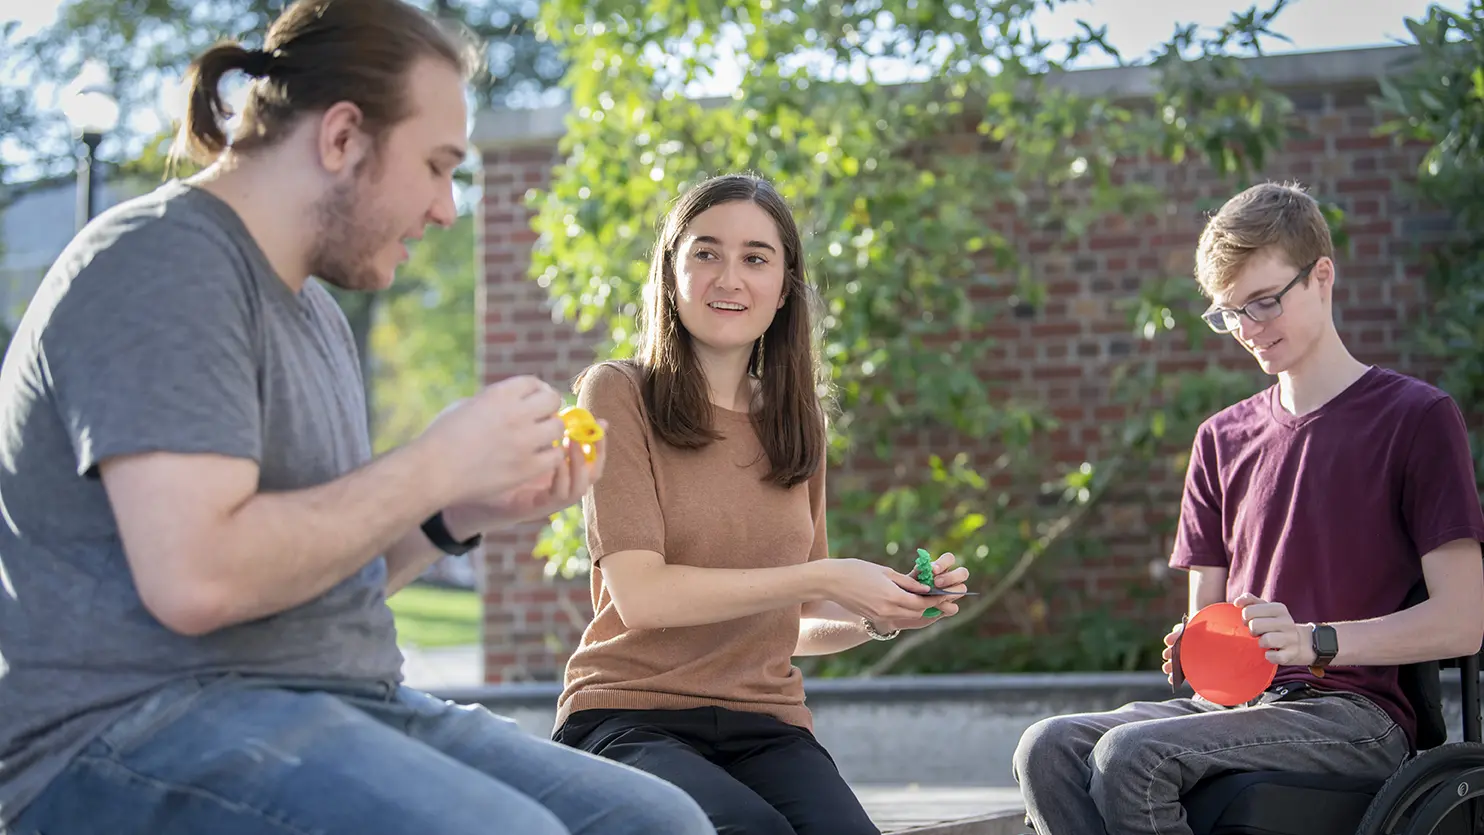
[1170,366,1484,746]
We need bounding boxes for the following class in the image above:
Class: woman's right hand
[822,558,941,623]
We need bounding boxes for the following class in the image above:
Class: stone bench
[433,669,1473,834]
[855,786,1025,833]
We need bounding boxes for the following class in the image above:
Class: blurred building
[0,173,152,332]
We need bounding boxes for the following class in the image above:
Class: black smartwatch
[421,511,482,556]
[1309,623,1338,676]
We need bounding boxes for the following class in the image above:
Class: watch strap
[421,511,482,556]
[1308,623,1338,677]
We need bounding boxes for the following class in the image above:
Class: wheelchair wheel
[1354,742,1484,835]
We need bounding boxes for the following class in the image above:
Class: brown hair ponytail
[166,0,480,174]
[168,42,261,172]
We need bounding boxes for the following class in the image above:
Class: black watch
[1309,623,1338,676]
[421,511,482,556]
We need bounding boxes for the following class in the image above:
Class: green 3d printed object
[915,548,941,618]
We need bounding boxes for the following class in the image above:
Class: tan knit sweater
[554,361,828,733]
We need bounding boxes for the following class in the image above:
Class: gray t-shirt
[0,180,404,824]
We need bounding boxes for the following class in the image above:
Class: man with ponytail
[0,1,713,833]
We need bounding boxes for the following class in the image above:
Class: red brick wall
[476,76,1437,683]
[477,145,600,682]
[957,82,1436,639]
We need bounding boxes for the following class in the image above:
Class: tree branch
[859,454,1127,677]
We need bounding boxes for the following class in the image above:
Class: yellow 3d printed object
[558,406,604,462]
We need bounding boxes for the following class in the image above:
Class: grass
[387,583,481,648]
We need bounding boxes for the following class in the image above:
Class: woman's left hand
[873,552,970,631]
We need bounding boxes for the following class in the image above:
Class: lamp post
[60,87,119,233]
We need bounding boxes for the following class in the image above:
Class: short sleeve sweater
[553,361,829,733]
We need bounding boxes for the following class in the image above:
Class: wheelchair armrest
[1462,651,1481,745]
[1426,647,1481,673]
[1459,651,1481,676]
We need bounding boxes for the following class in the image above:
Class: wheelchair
[1183,582,1484,835]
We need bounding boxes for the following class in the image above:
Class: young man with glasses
[1010,181,1484,835]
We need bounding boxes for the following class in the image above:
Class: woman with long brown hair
[552,173,970,835]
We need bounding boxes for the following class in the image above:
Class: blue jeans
[10,674,715,835]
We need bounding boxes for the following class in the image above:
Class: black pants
[554,706,880,835]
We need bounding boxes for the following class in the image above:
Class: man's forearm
[795,601,871,656]
[1322,540,1483,667]
[1328,600,1483,666]
[383,527,445,596]
[205,441,454,628]
[1188,566,1228,615]
[382,504,488,596]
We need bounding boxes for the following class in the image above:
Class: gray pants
[1011,687,1410,835]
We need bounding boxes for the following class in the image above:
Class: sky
[0,0,1463,178]
[0,0,1450,54]
[1019,0,1444,58]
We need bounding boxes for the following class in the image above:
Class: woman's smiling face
[671,199,788,354]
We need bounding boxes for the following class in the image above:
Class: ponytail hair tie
[241,49,277,78]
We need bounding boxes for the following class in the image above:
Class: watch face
[1314,626,1339,655]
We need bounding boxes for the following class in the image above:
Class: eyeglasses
[1201,260,1318,334]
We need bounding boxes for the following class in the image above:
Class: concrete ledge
[434,667,1470,707]
[472,44,1417,150]
[1044,43,1416,100]
[432,670,1180,714]
[897,811,1027,835]
[470,104,570,151]
[858,786,1027,833]
[432,669,1474,788]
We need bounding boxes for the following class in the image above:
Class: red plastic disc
[1180,602,1276,706]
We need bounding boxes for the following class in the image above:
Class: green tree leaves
[369,215,480,454]
[527,0,1299,670]
[1375,1,1484,491]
